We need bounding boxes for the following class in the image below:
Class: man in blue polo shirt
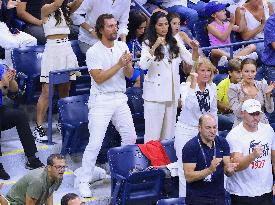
[182,114,237,205]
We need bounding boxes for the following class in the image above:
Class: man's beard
[107,33,117,41]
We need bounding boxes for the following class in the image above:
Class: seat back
[12,46,44,103]
[193,20,210,48]
[126,87,145,143]
[12,45,44,77]
[108,145,150,177]
[213,73,228,85]
[157,197,185,205]
[58,94,89,126]
[161,139,177,163]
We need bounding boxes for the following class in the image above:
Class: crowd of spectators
[0,0,275,204]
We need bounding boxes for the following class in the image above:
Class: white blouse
[177,82,218,127]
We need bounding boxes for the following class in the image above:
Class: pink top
[208,21,231,46]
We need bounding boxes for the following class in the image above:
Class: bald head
[199,114,216,126]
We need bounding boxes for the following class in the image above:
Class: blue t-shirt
[182,135,230,198]
[262,13,275,66]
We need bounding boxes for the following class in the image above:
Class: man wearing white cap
[226,99,275,205]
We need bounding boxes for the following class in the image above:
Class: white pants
[174,122,198,197]
[79,92,137,183]
[144,100,177,143]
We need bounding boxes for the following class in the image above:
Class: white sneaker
[218,56,228,66]
[79,182,92,198]
[33,125,48,143]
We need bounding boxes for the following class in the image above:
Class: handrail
[201,38,264,58]
[132,0,152,17]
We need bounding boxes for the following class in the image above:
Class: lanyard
[197,138,216,168]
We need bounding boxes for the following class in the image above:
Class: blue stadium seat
[12,45,44,103]
[108,145,166,205]
[157,197,185,205]
[193,20,211,56]
[218,130,230,138]
[58,95,120,164]
[213,73,228,85]
[270,123,275,132]
[161,139,177,163]
[126,87,145,144]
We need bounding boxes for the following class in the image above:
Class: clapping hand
[265,81,275,96]
[118,51,132,68]
[252,145,264,158]
[209,157,223,173]
[226,158,238,176]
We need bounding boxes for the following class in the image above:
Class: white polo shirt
[86,40,129,95]
[226,122,275,197]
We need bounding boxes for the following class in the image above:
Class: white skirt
[40,38,79,83]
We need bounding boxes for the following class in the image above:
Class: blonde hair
[190,57,216,84]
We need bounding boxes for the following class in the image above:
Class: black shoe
[26,157,44,170]
[0,163,10,180]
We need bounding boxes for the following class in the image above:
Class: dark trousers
[230,192,273,205]
[186,196,226,205]
[0,105,37,157]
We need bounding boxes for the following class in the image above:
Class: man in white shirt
[161,0,207,35]
[71,0,131,54]
[76,13,137,198]
[226,99,275,205]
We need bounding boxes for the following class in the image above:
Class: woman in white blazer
[139,11,199,143]
[175,57,218,197]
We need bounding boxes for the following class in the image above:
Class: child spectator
[217,59,242,131]
[168,12,200,82]
[206,1,257,66]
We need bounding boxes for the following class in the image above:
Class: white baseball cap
[241,99,262,113]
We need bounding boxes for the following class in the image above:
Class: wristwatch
[88,28,94,33]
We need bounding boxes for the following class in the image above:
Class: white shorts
[40,38,79,83]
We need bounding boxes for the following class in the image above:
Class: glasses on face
[52,165,67,171]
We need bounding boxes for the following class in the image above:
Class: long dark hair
[127,10,147,43]
[44,0,71,26]
[144,11,179,61]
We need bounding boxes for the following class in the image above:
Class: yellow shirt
[217,77,230,106]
